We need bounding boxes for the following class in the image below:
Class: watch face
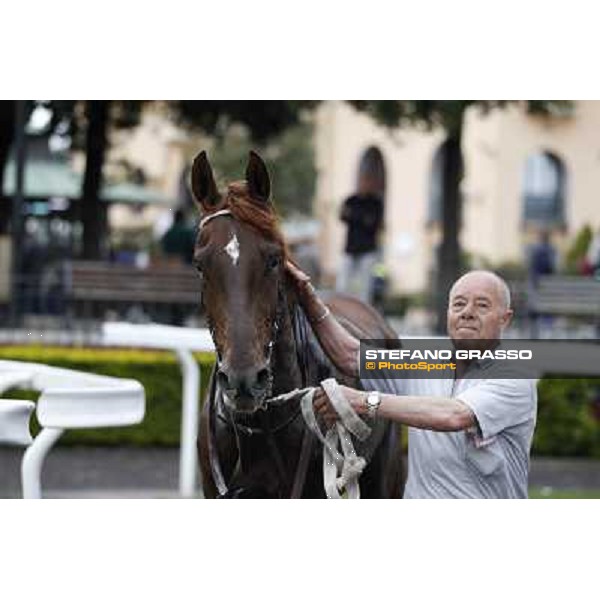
[367,393,379,407]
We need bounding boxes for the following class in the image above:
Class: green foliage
[0,346,215,446]
[529,487,600,499]
[174,101,318,143]
[209,122,316,217]
[564,224,593,274]
[348,100,573,135]
[533,378,600,457]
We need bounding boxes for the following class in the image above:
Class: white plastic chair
[0,360,145,499]
[102,322,215,498]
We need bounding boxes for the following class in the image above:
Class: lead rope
[269,378,372,499]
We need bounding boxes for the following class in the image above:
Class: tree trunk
[0,101,16,233]
[81,101,110,259]
[435,126,464,333]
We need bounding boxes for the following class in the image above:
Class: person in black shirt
[336,172,384,303]
[161,209,195,265]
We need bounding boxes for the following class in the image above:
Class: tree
[59,101,318,258]
[50,100,144,259]
[348,100,572,332]
[173,101,318,143]
[0,101,18,233]
[205,121,316,217]
[173,101,318,217]
[0,100,143,256]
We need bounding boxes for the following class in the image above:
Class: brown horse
[194,150,403,498]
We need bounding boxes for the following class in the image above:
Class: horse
[194,150,403,498]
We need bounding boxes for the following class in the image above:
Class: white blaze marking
[225,234,240,266]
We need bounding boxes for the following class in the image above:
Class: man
[286,265,537,499]
[336,172,384,303]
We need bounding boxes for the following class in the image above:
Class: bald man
[287,266,538,499]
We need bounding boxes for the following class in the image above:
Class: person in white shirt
[286,265,537,498]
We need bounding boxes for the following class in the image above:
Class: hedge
[0,346,599,456]
[532,377,600,457]
[0,345,215,446]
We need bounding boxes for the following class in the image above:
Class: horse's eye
[266,255,281,272]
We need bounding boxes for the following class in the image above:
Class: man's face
[358,173,377,195]
[447,273,513,342]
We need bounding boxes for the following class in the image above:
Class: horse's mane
[210,181,292,263]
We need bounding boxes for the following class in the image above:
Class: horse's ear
[245,150,271,204]
[191,151,221,210]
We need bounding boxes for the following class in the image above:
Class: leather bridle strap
[199,209,233,229]
[290,428,314,499]
[207,370,229,497]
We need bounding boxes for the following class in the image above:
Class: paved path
[2,447,600,498]
[0,447,182,499]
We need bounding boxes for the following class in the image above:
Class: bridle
[199,208,282,385]
[200,208,310,497]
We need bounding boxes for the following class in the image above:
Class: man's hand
[313,385,367,428]
[285,260,311,289]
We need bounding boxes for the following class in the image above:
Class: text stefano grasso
[364,349,533,361]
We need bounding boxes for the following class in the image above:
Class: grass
[529,487,600,499]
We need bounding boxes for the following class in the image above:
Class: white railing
[0,360,145,499]
[101,322,215,498]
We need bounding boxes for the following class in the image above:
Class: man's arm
[314,384,477,432]
[378,392,475,431]
[287,262,359,377]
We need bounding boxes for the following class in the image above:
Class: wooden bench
[65,260,202,324]
[530,276,600,316]
[527,275,600,335]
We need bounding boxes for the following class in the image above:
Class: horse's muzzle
[218,365,271,413]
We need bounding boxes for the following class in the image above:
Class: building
[313,101,600,294]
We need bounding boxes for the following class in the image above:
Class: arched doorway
[522,151,567,230]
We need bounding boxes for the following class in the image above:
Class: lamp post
[10,100,27,327]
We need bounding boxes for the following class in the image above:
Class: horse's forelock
[207,181,290,261]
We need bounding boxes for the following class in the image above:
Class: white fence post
[175,348,200,498]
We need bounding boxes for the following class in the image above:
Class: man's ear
[191,151,221,211]
[501,309,514,329]
[245,150,271,203]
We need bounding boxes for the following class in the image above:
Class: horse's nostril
[256,368,270,388]
[217,370,230,390]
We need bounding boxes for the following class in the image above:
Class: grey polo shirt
[362,361,538,499]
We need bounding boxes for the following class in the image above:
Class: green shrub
[564,224,592,274]
[533,378,600,457]
[1,346,599,457]
[0,346,215,446]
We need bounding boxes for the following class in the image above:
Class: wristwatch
[365,391,381,417]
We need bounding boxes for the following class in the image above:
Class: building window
[522,152,566,228]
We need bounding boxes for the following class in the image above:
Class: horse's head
[191,150,290,414]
